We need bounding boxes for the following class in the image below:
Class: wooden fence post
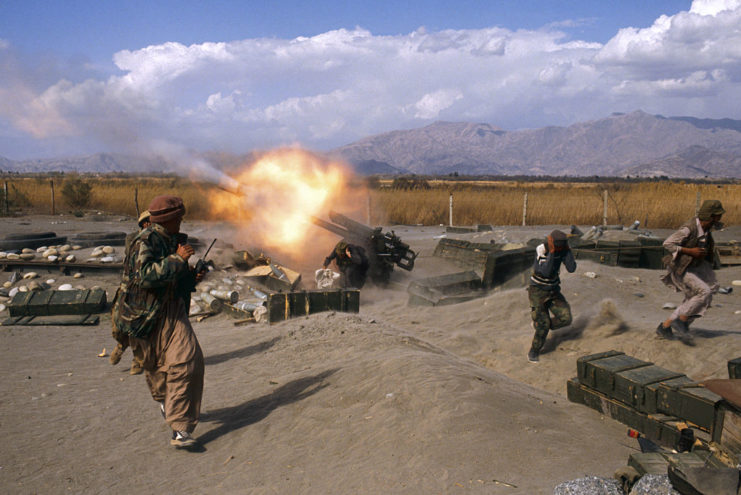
[50,180,56,215]
[3,181,8,216]
[522,192,528,226]
[695,191,701,217]
[449,193,453,226]
[602,190,608,226]
[134,188,140,217]
[366,191,371,225]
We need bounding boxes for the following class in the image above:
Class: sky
[1,0,740,161]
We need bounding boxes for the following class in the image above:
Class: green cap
[697,200,725,221]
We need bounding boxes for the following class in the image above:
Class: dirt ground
[1,214,739,494]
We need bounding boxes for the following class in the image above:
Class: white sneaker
[170,430,197,448]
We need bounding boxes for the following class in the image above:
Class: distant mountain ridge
[2,111,741,178]
[332,111,741,178]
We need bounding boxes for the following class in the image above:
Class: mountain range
[2,111,741,178]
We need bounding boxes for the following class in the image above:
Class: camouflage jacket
[112,223,195,338]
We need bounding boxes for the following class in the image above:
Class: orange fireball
[208,148,357,257]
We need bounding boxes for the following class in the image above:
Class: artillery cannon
[311,211,417,286]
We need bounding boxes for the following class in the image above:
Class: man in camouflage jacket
[657,199,725,346]
[115,195,204,449]
[109,209,151,374]
[527,230,576,363]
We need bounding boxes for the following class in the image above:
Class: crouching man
[113,195,204,449]
[657,199,725,346]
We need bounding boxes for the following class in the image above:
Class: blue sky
[1,0,740,162]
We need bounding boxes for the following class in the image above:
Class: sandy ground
[1,214,740,494]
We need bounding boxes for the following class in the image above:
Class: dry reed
[2,176,739,229]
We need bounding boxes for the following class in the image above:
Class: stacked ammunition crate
[266,289,359,324]
[567,350,723,450]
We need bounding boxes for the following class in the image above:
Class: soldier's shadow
[690,328,741,340]
[204,337,281,366]
[197,368,338,445]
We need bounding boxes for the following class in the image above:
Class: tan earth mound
[1,216,739,494]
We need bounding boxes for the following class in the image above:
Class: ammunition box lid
[617,365,685,386]
[576,350,624,375]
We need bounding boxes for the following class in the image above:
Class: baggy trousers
[130,298,204,433]
[527,285,572,353]
[665,262,718,321]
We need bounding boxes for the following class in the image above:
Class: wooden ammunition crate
[677,386,722,431]
[728,357,741,379]
[613,365,685,413]
[485,247,535,289]
[712,402,741,464]
[578,353,651,397]
[645,376,696,415]
[267,289,359,323]
[407,271,482,307]
[637,237,666,270]
[567,378,685,449]
[628,451,721,476]
[8,289,108,316]
[576,350,624,378]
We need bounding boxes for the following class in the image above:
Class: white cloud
[1,0,741,161]
[413,90,463,119]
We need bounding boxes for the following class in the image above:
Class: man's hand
[195,271,205,283]
[176,243,195,261]
[682,246,706,259]
[546,235,555,253]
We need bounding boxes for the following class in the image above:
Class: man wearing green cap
[657,199,725,345]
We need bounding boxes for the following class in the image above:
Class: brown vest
[662,219,715,275]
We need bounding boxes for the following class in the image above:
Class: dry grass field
[2,175,739,229]
[371,181,741,228]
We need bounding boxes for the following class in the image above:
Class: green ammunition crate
[267,293,289,323]
[579,353,651,397]
[572,247,619,266]
[341,289,360,313]
[628,452,715,476]
[728,357,741,379]
[568,378,690,449]
[640,413,693,449]
[613,365,685,412]
[638,237,666,270]
[712,402,741,463]
[289,291,309,317]
[8,289,107,316]
[567,378,647,438]
[307,289,342,313]
[485,247,535,289]
[657,381,698,416]
[645,376,696,414]
[677,386,722,431]
[267,289,359,323]
[576,350,625,378]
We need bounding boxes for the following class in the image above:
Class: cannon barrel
[311,211,418,282]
